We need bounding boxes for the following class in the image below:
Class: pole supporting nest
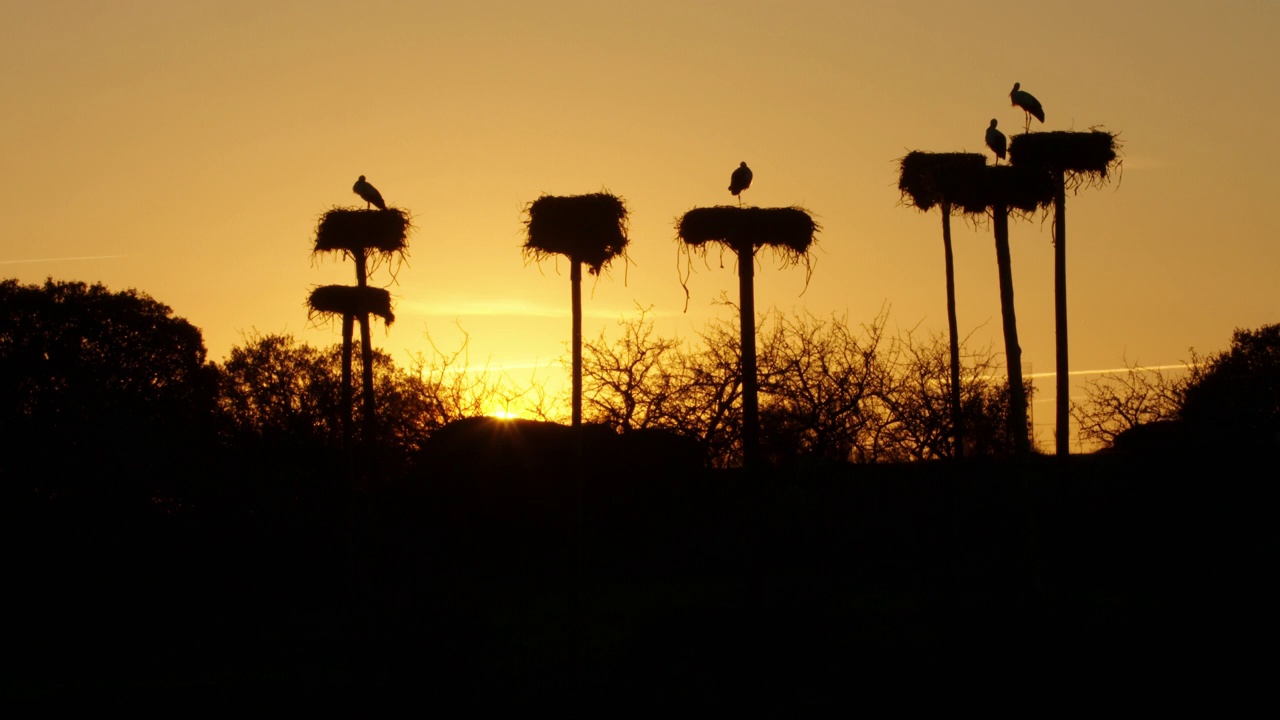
[677,205,819,469]
[523,192,630,429]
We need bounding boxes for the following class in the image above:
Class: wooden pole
[737,239,760,469]
[571,259,582,429]
[355,250,375,444]
[341,314,354,449]
[993,204,1031,455]
[1053,169,1069,457]
[942,202,964,458]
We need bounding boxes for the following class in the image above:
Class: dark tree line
[4,278,1276,507]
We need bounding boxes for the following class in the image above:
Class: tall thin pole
[737,239,759,469]
[341,314,354,449]
[993,204,1031,455]
[1053,170,1069,457]
[571,259,582,429]
[356,249,375,443]
[942,202,964,458]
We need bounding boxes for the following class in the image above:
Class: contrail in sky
[1026,363,1196,379]
[0,254,129,266]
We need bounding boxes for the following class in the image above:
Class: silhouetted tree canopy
[1071,323,1279,454]
[1180,323,1280,449]
[217,332,543,482]
[0,278,217,496]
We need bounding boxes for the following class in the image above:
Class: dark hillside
[4,451,1271,708]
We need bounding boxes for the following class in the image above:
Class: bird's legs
[1023,113,1031,134]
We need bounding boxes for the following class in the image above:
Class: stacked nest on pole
[523,193,629,275]
[307,285,395,325]
[314,207,412,256]
[898,152,988,214]
[968,165,1056,214]
[1009,129,1121,190]
[899,152,1053,215]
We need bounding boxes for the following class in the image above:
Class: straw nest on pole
[971,165,1057,213]
[307,285,395,325]
[898,152,1054,216]
[1009,129,1122,191]
[523,192,629,275]
[314,207,412,256]
[677,206,818,259]
[898,152,988,214]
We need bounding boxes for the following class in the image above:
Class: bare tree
[580,307,685,431]
[1071,361,1193,450]
[756,308,892,464]
[576,305,1032,467]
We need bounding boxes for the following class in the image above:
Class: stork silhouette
[729,162,752,206]
[1010,83,1045,133]
[986,119,1007,164]
[353,175,386,210]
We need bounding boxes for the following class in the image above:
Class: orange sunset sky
[3,0,1278,449]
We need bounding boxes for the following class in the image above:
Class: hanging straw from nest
[307,285,395,324]
[897,152,988,214]
[523,192,629,275]
[314,207,411,256]
[675,205,819,310]
[1009,129,1122,191]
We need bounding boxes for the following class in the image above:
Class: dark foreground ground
[3,452,1275,709]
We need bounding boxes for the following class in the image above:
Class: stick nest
[898,152,1055,214]
[523,193,629,275]
[968,165,1057,214]
[1010,129,1122,191]
[677,206,818,256]
[898,152,988,213]
[314,208,411,256]
[307,285,395,325]
[674,206,819,310]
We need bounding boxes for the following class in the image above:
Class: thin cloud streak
[0,254,129,266]
[1025,363,1197,379]
[397,298,677,320]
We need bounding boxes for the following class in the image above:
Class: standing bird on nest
[1010,82,1045,133]
[729,162,752,206]
[986,119,1007,164]
[353,175,387,210]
